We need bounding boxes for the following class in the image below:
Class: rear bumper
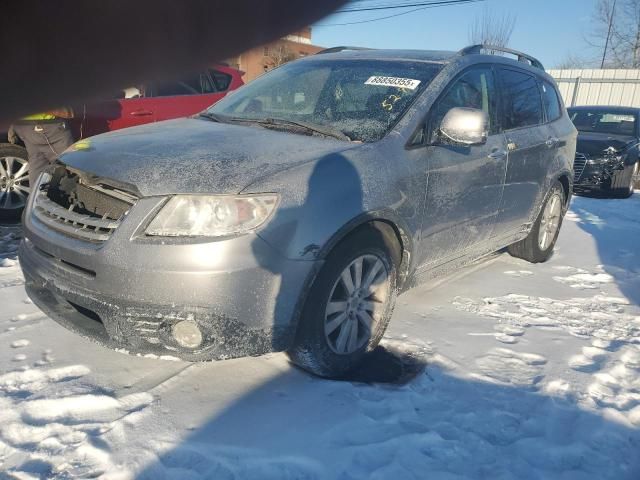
[19,198,321,361]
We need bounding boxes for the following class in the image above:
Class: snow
[0,193,639,479]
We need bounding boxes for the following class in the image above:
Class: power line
[336,0,483,13]
[317,0,484,27]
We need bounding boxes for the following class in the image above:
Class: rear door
[73,69,238,139]
[418,65,508,266]
[147,69,233,122]
[493,67,549,237]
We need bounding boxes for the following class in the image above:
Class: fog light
[172,320,203,349]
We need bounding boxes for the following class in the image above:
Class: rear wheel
[0,144,30,220]
[508,180,565,264]
[287,224,400,378]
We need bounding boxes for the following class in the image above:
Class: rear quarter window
[210,70,232,91]
[541,80,562,122]
[499,68,544,130]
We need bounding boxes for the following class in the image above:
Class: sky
[313,0,600,69]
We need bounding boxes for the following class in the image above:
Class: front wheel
[607,161,637,198]
[633,161,640,190]
[0,144,30,220]
[287,224,400,378]
[508,180,565,264]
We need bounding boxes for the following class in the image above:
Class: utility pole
[601,0,617,68]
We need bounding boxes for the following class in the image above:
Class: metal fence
[547,69,640,108]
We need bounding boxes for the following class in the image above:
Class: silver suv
[19,45,576,377]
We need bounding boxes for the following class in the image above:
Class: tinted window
[431,66,498,139]
[499,69,543,130]
[541,80,562,122]
[209,59,442,142]
[153,72,217,97]
[210,69,232,91]
[569,109,637,136]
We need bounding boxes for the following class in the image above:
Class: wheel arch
[557,172,572,207]
[286,211,412,351]
[316,210,413,290]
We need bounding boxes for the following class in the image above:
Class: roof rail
[459,44,545,71]
[316,46,374,55]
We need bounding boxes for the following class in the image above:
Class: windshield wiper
[256,117,351,141]
[199,112,229,123]
[199,114,351,141]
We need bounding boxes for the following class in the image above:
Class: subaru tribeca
[19,45,576,377]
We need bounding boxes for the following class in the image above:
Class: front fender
[247,152,368,261]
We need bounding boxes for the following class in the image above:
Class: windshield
[569,109,637,136]
[208,59,442,142]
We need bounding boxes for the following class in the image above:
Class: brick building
[226,27,324,82]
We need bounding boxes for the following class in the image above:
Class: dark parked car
[569,106,640,198]
[0,65,243,219]
[19,45,576,377]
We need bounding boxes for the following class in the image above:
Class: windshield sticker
[382,94,402,111]
[365,76,421,90]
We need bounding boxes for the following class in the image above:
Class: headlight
[586,158,608,165]
[145,194,278,237]
[587,155,624,165]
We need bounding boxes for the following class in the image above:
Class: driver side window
[430,67,497,142]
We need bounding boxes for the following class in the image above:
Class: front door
[419,66,507,266]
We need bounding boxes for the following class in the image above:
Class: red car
[0,64,243,218]
[70,64,244,138]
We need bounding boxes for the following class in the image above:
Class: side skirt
[402,230,526,293]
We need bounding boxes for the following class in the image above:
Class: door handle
[130,109,153,116]
[545,137,559,148]
[507,141,518,152]
[488,149,507,161]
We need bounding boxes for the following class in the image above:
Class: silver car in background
[19,45,576,377]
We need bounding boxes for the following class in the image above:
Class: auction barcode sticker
[365,76,421,90]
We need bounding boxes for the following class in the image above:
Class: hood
[576,131,638,157]
[60,118,357,196]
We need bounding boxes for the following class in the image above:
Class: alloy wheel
[324,254,390,355]
[538,193,562,251]
[0,156,30,210]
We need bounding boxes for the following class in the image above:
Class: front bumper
[19,196,320,361]
[574,157,625,190]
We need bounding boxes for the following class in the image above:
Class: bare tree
[469,8,516,50]
[588,0,640,67]
[612,0,640,67]
[555,53,588,70]
[264,44,297,71]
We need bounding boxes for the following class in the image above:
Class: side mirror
[439,107,489,146]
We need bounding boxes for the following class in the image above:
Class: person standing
[12,108,74,188]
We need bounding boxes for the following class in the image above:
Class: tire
[287,223,401,378]
[0,143,30,221]
[508,180,565,264]
[607,162,636,199]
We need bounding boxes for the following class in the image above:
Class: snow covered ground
[1,194,639,480]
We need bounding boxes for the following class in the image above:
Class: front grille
[32,166,137,243]
[574,153,587,183]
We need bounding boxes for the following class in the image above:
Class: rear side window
[210,69,232,91]
[499,69,543,130]
[152,72,218,97]
[541,80,562,122]
[430,66,498,138]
